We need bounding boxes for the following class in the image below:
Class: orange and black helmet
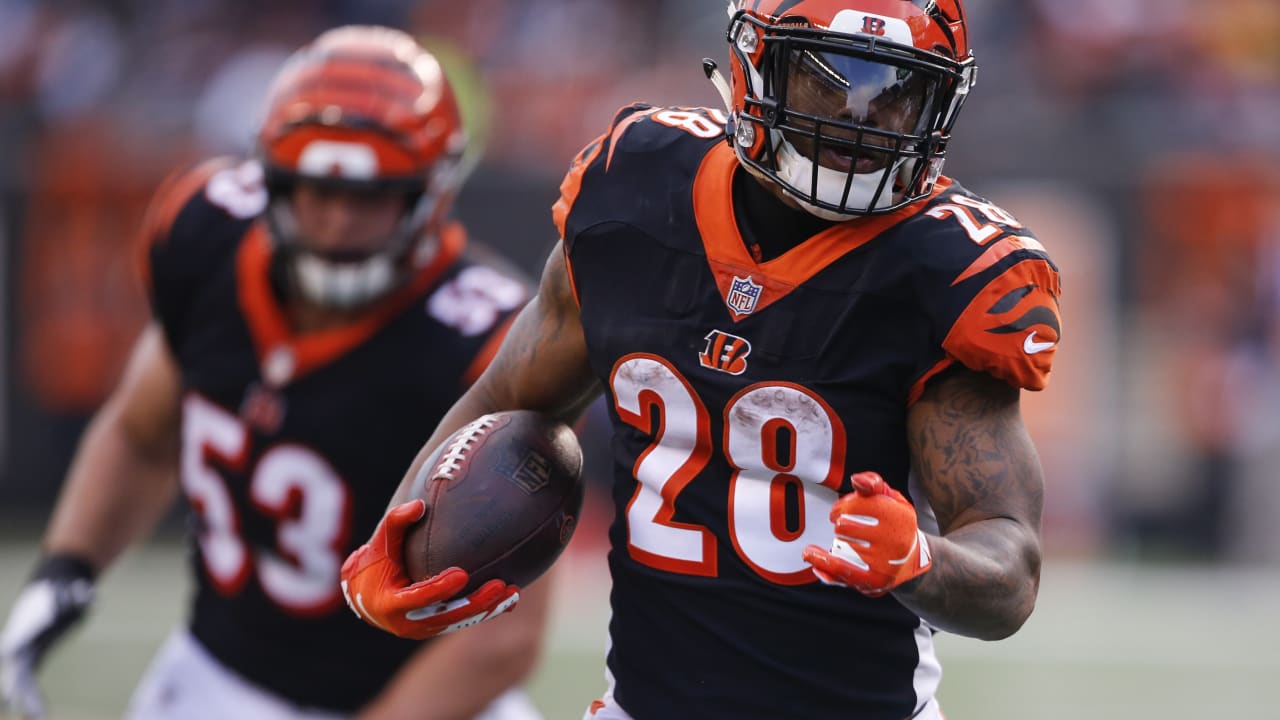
[255,26,467,308]
[258,25,464,193]
[724,0,976,218]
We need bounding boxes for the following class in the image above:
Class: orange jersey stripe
[604,107,659,171]
[942,258,1061,391]
[951,233,1047,287]
[552,133,607,242]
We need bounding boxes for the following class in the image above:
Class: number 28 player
[342,2,1063,719]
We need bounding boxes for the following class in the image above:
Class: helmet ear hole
[733,116,762,155]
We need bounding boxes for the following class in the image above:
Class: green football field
[1,539,1274,720]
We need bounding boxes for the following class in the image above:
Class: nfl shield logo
[726,275,763,316]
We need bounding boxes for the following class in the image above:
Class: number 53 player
[1,26,547,720]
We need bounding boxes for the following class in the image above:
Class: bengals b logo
[861,16,887,36]
[700,330,752,375]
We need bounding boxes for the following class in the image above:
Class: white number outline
[612,355,717,577]
[724,382,846,585]
[925,194,1024,245]
[427,266,527,337]
[250,443,351,616]
[653,109,729,139]
[610,355,847,584]
[182,395,351,615]
[205,161,268,219]
[182,395,252,596]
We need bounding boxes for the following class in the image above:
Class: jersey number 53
[181,394,350,617]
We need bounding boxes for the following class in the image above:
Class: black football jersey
[556,105,1061,720]
[140,158,528,713]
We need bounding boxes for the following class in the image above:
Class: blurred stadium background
[1,0,1278,718]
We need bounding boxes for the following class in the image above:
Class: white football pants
[126,628,543,720]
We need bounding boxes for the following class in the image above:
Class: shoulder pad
[138,157,265,291]
[553,104,728,242]
[899,185,1041,272]
[910,185,1062,391]
[139,157,264,349]
[940,258,1061,391]
[424,248,534,388]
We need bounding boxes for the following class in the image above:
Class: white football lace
[435,415,500,480]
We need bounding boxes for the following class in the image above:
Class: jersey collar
[693,142,951,320]
[235,222,465,385]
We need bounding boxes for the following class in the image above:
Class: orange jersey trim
[692,143,952,321]
[552,133,608,242]
[906,357,956,407]
[941,258,1061,391]
[461,310,517,387]
[235,222,466,384]
[562,242,582,308]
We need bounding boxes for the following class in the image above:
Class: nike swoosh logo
[1024,331,1056,355]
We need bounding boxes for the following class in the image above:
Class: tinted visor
[786,49,933,138]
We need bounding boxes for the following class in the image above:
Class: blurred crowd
[1,0,1277,564]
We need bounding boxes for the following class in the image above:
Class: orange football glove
[340,500,519,640]
[802,472,933,597]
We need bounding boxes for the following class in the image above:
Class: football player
[342,2,1061,719]
[0,26,547,720]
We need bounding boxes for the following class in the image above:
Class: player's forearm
[892,518,1040,640]
[43,402,180,572]
[471,240,601,425]
[900,368,1045,639]
[356,578,551,720]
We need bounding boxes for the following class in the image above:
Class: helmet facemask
[262,144,464,310]
[728,9,975,219]
[255,25,468,310]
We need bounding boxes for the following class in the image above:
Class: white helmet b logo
[297,140,379,179]
[832,10,914,44]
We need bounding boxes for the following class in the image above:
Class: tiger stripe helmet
[255,25,466,308]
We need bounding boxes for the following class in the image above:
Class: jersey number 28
[611,354,845,585]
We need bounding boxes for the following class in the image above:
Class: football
[403,410,585,593]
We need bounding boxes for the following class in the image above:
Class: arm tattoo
[911,370,1043,533]
[896,368,1045,639]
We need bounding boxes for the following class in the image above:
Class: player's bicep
[907,367,1044,538]
[473,241,600,420]
[111,323,183,462]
